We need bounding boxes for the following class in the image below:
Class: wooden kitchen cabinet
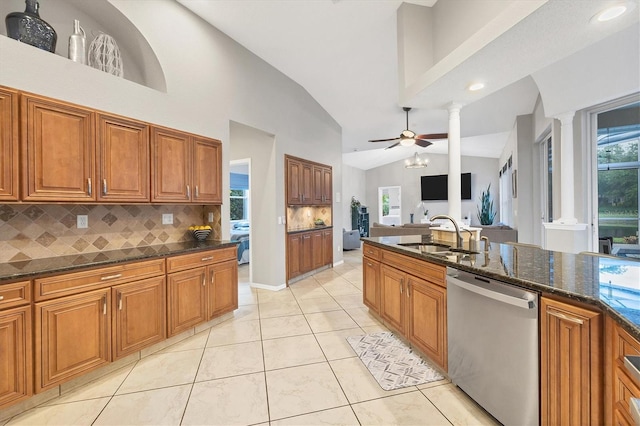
[301,233,313,272]
[151,127,222,203]
[606,316,640,425]
[0,86,19,201]
[286,155,331,206]
[311,231,324,270]
[540,296,602,426]
[97,113,150,202]
[363,256,381,314]
[0,282,32,410]
[35,288,111,393]
[287,233,303,279]
[166,248,238,336]
[322,229,333,266]
[112,276,166,360]
[22,93,95,201]
[287,229,333,281]
[312,165,332,205]
[380,264,406,334]
[407,275,447,370]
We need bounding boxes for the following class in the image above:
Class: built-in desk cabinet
[0,281,32,410]
[0,86,19,201]
[285,155,332,206]
[287,229,333,281]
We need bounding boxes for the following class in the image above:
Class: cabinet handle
[210,271,214,285]
[118,292,122,310]
[367,262,373,267]
[202,273,206,287]
[201,256,213,261]
[400,278,404,294]
[102,296,107,315]
[187,185,191,198]
[407,282,411,298]
[547,310,584,325]
[101,273,122,281]
[87,178,92,196]
[103,179,108,195]
[195,185,199,198]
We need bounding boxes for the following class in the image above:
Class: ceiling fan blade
[415,139,433,148]
[415,133,448,140]
[369,137,400,143]
[384,142,400,150]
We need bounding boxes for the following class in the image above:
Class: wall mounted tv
[421,173,472,201]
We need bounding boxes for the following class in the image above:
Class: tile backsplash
[0,204,222,263]
[287,206,332,231]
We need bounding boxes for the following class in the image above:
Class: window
[230,189,249,221]
[540,134,553,223]
[499,159,513,226]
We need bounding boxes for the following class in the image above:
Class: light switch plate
[208,212,214,222]
[77,215,88,229]
[162,213,174,225]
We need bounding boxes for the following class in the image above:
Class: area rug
[346,331,444,391]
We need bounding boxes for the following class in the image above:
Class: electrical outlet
[162,213,174,225]
[208,212,214,222]
[77,215,88,229]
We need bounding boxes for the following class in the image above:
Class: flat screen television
[421,173,471,201]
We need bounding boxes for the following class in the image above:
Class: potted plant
[477,184,496,225]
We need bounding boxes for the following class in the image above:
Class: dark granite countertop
[363,235,640,341]
[0,240,239,283]
[287,225,333,234]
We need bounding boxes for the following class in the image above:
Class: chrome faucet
[430,214,463,249]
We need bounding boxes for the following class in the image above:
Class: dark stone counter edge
[287,225,333,234]
[362,238,640,343]
[0,240,239,284]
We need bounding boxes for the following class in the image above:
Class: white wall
[0,0,343,288]
[365,153,499,226]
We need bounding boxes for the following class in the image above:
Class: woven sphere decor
[88,33,123,77]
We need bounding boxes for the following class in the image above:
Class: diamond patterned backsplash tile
[287,206,332,230]
[0,204,222,263]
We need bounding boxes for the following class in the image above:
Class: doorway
[378,186,401,225]
[230,160,250,281]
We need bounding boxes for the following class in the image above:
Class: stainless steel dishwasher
[447,268,539,426]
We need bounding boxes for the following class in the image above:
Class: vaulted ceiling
[178,0,640,169]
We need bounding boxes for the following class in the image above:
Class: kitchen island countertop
[363,235,640,341]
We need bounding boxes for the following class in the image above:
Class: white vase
[68,19,86,64]
[88,33,123,77]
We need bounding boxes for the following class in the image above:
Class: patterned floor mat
[346,331,445,391]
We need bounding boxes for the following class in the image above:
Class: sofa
[369,223,432,237]
[343,229,361,250]
[476,225,517,244]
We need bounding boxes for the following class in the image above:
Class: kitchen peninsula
[362,235,640,425]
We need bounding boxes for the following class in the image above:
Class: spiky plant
[477,184,496,225]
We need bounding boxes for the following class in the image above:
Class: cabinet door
[312,166,324,204]
[322,229,333,266]
[540,297,602,426]
[380,265,405,334]
[112,276,166,360]
[35,289,110,392]
[311,231,324,270]
[286,158,303,205]
[0,87,19,201]
[407,276,447,370]
[192,136,222,204]
[97,113,149,202]
[301,162,313,204]
[207,260,238,318]
[608,317,640,425]
[22,94,95,201]
[151,127,191,202]
[167,267,207,336]
[363,258,380,314]
[301,233,313,273]
[287,233,303,279]
[0,305,32,409]
[322,167,332,205]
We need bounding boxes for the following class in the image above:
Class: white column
[448,103,462,222]
[556,111,577,225]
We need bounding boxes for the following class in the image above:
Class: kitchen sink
[397,242,452,253]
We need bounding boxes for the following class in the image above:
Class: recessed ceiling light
[594,4,628,22]
[468,82,485,92]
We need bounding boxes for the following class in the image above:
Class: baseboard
[250,282,287,291]
[333,259,344,267]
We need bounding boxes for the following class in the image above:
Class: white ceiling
[177,0,639,170]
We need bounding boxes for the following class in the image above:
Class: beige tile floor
[3,249,499,426]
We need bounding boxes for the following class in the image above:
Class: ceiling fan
[368,107,448,149]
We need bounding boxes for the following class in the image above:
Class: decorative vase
[68,19,86,64]
[88,33,123,77]
[5,0,57,53]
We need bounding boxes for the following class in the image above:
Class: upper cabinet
[22,94,95,202]
[151,127,222,204]
[0,87,19,201]
[97,113,150,203]
[286,155,331,206]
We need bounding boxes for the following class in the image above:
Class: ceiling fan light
[468,82,485,91]
[405,152,428,169]
[594,4,627,22]
[400,138,414,147]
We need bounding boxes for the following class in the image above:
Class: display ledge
[0,240,239,283]
[287,225,333,234]
[362,235,640,341]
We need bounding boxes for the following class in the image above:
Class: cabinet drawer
[381,250,445,286]
[34,259,165,301]
[166,247,236,273]
[613,322,640,365]
[363,243,381,261]
[0,280,31,309]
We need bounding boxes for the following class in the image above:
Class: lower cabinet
[0,304,32,409]
[166,247,238,336]
[380,264,406,334]
[35,288,111,393]
[287,229,333,281]
[607,316,640,425]
[540,296,602,426]
[362,257,380,313]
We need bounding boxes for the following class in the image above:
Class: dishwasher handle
[448,275,536,310]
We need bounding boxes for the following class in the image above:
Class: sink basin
[397,242,451,253]
[449,248,481,255]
